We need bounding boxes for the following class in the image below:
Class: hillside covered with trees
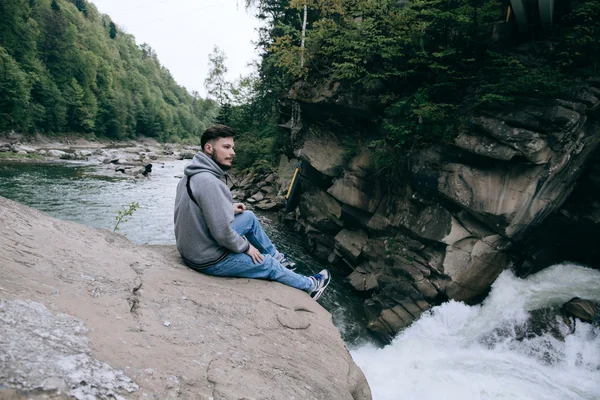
[0,0,217,141]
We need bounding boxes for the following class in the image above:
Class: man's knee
[241,210,256,220]
[238,210,257,225]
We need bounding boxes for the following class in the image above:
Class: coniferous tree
[108,21,117,39]
[73,0,87,16]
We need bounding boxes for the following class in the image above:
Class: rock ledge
[0,196,370,400]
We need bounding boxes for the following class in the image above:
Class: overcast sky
[90,0,261,97]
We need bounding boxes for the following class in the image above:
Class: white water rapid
[352,263,600,400]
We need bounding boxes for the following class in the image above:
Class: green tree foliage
[64,78,95,131]
[556,1,600,74]
[201,47,286,170]
[0,0,217,140]
[0,47,31,131]
[205,46,230,107]
[244,0,597,174]
[114,201,140,231]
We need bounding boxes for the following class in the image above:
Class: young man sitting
[173,124,330,300]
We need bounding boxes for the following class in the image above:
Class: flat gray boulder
[0,196,371,400]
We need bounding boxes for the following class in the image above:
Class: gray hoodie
[174,152,249,270]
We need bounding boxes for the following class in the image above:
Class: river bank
[0,132,205,183]
[0,131,195,164]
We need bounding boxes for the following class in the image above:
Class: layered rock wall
[280,78,600,342]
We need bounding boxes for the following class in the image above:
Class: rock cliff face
[0,197,371,400]
[280,78,600,342]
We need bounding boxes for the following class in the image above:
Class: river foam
[351,263,600,400]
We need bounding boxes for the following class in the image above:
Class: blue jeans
[201,211,314,292]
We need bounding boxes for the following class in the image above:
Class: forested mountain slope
[0,0,217,141]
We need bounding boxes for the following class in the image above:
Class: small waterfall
[352,263,600,400]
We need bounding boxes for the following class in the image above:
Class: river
[1,159,599,400]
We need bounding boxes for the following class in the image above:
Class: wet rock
[563,297,600,324]
[412,278,439,300]
[444,235,511,303]
[364,285,430,342]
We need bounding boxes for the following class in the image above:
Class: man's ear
[204,143,212,155]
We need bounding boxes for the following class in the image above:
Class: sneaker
[308,269,331,301]
[276,253,297,271]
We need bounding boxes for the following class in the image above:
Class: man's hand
[233,202,246,215]
[245,244,264,264]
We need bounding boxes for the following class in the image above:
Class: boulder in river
[563,297,600,324]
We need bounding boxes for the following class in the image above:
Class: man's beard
[212,153,232,171]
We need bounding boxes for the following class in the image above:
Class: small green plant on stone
[114,202,140,231]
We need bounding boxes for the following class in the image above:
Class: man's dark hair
[201,124,236,150]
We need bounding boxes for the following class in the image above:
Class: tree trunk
[300,2,307,67]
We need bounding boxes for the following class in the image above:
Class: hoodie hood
[184,152,225,179]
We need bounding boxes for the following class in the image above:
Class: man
[174,124,330,300]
